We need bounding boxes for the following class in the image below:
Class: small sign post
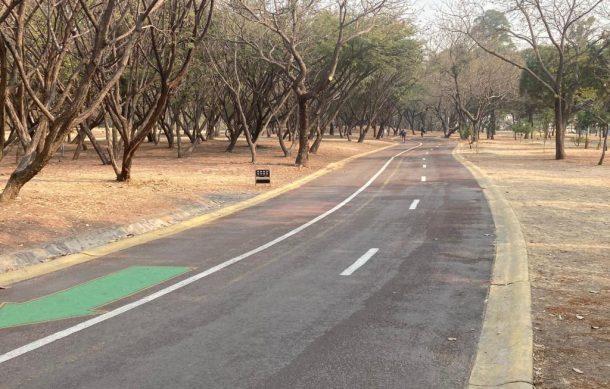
[255,169,271,184]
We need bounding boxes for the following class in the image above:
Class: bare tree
[104,0,214,181]
[206,41,258,162]
[450,0,606,159]
[230,0,391,166]
[447,34,518,144]
[0,0,169,200]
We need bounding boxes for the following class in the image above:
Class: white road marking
[423,164,427,169]
[421,176,427,182]
[340,249,379,276]
[409,199,420,210]
[426,152,429,155]
[422,158,426,161]
[0,144,423,365]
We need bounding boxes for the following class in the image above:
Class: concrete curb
[452,145,533,388]
[0,142,397,287]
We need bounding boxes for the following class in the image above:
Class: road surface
[0,138,494,388]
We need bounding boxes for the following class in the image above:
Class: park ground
[1,132,608,387]
[460,132,610,388]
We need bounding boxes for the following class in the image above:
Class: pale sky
[410,0,445,36]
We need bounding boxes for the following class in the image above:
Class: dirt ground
[461,132,610,388]
[0,135,391,255]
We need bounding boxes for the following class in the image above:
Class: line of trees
[407,0,609,161]
[0,0,424,202]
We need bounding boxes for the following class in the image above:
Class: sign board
[255,169,271,184]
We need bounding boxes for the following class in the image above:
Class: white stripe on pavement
[423,164,427,168]
[409,199,420,210]
[0,143,423,365]
[421,176,427,182]
[340,249,379,276]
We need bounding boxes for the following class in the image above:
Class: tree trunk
[117,145,137,182]
[488,110,496,140]
[584,127,589,149]
[73,131,84,160]
[105,124,121,177]
[225,125,241,152]
[375,122,385,140]
[554,97,566,160]
[309,123,324,154]
[295,95,309,167]
[470,121,480,145]
[345,125,353,141]
[358,121,371,143]
[243,125,257,164]
[176,123,182,158]
[0,34,7,162]
[162,123,174,148]
[277,123,290,157]
[0,153,47,201]
[599,125,608,166]
[82,123,110,165]
[206,116,218,140]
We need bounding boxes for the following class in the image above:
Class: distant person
[420,128,425,137]
[399,129,406,143]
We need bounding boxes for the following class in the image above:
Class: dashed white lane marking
[409,199,420,210]
[340,249,379,276]
[0,144,423,365]
[422,158,426,161]
[423,164,427,168]
[421,176,427,182]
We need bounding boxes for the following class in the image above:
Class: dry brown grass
[461,132,610,388]
[0,136,390,253]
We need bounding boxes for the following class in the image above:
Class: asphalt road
[0,137,494,388]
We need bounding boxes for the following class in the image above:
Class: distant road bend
[0,138,494,388]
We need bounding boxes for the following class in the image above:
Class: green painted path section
[0,266,190,329]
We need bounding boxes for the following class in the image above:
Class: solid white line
[340,249,379,276]
[421,176,427,182]
[0,143,423,365]
[423,164,427,169]
[409,199,420,210]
